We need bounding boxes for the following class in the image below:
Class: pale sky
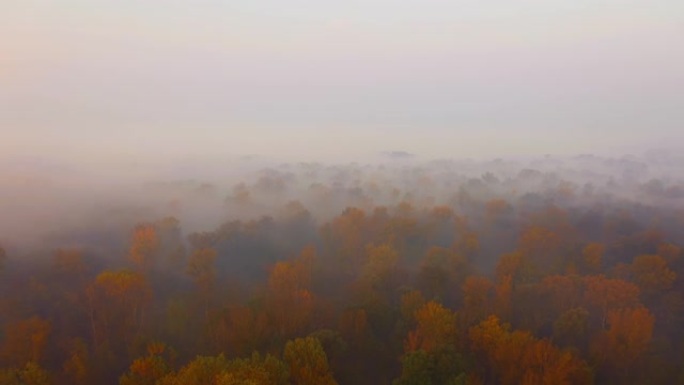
[2,0,683,163]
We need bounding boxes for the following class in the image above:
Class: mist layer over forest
[3,0,684,382]
[2,149,683,251]
[1,149,684,384]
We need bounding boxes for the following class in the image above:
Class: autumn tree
[540,275,583,321]
[631,254,676,293]
[398,301,464,385]
[405,301,457,353]
[119,342,174,385]
[417,247,468,305]
[454,230,480,260]
[320,207,368,275]
[338,308,371,348]
[582,243,605,273]
[517,225,563,278]
[461,276,494,326]
[61,338,91,385]
[157,354,228,385]
[358,243,402,305]
[155,352,291,385]
[469,315,530,385]
[0,362,52,385]
[187,248,218,318]
[470,316,591,385]
[591,306,655,383]
[264,246,316,340]
[0,316,51,367]
[582,275,640,328]
[212,305,256,356]
[400,290,426,330]
[553,307,590,352]
[494,274,513,320]
[496,250,537,285]
[393,349,466,385]
[217,352,289,385]
[86,270,152,356]
[384,202,421,258]
[283,336,338,385]
[128,224,160,272]
[423,206,457,248]
[520,338,592,385]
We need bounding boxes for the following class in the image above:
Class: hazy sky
[2,0,683,163]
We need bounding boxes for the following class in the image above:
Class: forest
[1,152,684,385]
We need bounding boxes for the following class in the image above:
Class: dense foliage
[2,159,684,385]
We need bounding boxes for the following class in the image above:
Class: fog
[2,148,683,255]
[2,1,684,383]
[3,0,682,249]
[3,145,684,384]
